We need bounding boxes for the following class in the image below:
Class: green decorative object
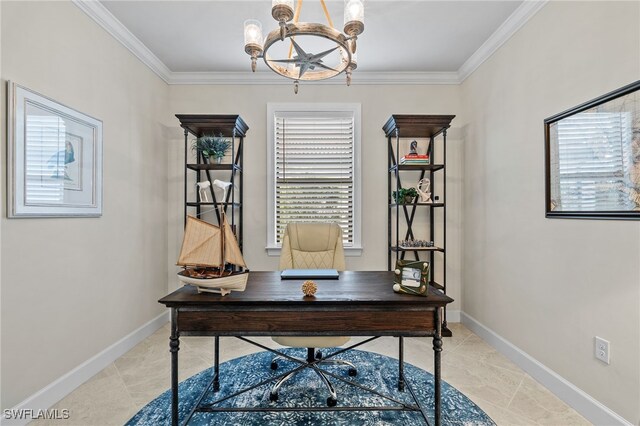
[392,187,418,204]
[192,134,231,162]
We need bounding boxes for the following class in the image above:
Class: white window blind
[555,112,633,210]
[275,113,355,246]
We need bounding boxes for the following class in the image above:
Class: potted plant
[192,134,231,164]
[392,187,418,204]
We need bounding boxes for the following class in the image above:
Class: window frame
[266,103,362,256]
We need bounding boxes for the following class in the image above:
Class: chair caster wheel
[270,361,278,370]
[269,392,279,402]
[327,397,337,407]
[348,368,357,377]
[315,351,322,360]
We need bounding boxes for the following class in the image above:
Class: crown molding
[74,0,547,86]
[167,71,461,85]
[72,0,172,83]
[458,0,548,82]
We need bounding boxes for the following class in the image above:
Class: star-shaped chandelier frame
[244,0,364,93]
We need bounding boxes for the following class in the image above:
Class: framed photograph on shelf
[7,82,103,217]
[392,259,430,297]
[545,80,640,219]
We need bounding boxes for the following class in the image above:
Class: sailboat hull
[177,270,249,296]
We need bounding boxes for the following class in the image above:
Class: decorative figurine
[196,180,211,202]
[409,140,418,155]
[416,178,432,203]
[213,179,233,201]
[302,280,317,297]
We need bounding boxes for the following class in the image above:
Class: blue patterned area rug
[127,349,495,425]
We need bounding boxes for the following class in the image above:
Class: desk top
[159,271,453,308]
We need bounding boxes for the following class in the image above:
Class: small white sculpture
[196,180,211,202]
[213,179,233,201]
[416,178,432,203]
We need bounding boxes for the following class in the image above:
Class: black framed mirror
[545,80,640,219]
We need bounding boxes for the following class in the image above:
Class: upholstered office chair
[270,222,355,406]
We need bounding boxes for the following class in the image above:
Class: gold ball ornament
[302,280,318,297]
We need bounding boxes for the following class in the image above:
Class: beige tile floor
[32,323,590,425]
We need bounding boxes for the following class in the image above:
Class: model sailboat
[176,214,249,295]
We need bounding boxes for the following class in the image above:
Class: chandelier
[243,0,365,93]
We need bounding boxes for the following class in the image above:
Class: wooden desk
[159,271,453,425]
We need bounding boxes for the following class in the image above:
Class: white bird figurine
[213,179,233,202]
[416,178,432,203]
[196,180,211,202]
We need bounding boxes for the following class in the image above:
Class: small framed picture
[7,82,103,217]
[393,260,430,296]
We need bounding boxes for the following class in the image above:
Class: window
[267,103,361,255]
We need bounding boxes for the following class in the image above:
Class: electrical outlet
[595,337,610,364]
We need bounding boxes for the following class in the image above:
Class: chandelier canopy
[244,0,365,93]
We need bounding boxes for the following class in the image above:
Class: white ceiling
[81,0,544,82]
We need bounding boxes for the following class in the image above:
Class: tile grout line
[112,360,139,412]
[506,375,525,409]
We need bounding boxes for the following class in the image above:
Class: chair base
[269,348,357,406]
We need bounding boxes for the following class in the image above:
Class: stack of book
[400,154,430,165]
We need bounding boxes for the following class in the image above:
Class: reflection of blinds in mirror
[25,115,66,204]
[556,112,633,210]
[275,114,354,245]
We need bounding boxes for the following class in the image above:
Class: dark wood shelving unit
[176,114,248,250]
[383,114,455,337]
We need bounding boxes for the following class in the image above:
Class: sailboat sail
[176,213,249,296]
[222,215,246,268]
[177,216,222,267]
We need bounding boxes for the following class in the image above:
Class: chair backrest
[279,223,346,271]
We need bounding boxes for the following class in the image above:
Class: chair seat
[271,336,350,348]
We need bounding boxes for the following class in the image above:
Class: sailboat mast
[219,213,226,276]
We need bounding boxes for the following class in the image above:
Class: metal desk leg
[170,308,180,426]
[213,336,220,392]
[433,307,443,426]
[398,336,405,391]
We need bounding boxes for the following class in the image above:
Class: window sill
[266,246,363,257]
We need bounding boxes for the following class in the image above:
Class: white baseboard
[461,312,631,426]
[2,311,169,426]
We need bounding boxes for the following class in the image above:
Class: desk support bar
[213,337,220,391]
[398,336,405,391]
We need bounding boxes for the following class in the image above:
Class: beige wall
[0,1,170,409]
[168,84,463,315]
[460,1,640,423]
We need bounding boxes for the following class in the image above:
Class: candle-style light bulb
[244,19,264,72]
[343,0,364,53]
[344,0,364,25]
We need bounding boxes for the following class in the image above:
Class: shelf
[386,114,453,335]
[187,202,241,207]
[186,163,242,171]
[383,115,455,138]
[389,164,445,172]
[175,114,249,138]
[391,246,445,252]
[390,203,445,208]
